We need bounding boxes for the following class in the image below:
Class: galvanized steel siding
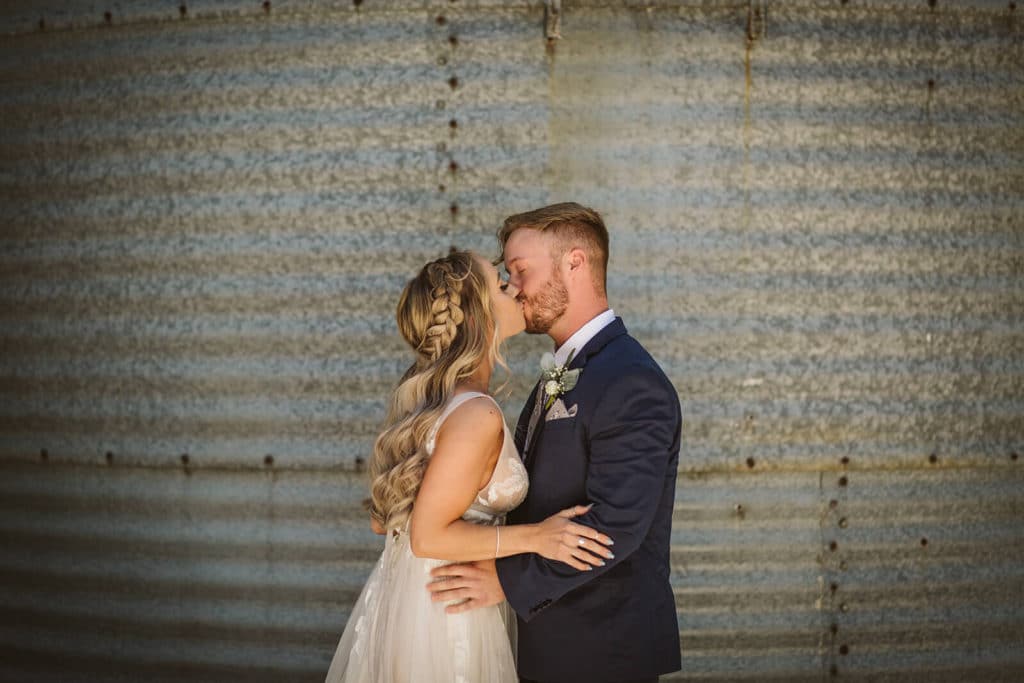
[1,1,1022,681]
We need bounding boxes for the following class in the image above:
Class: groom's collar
[553,309,616,367]
[565,315,627,370]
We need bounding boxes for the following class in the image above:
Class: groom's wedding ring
[578,537,586,546]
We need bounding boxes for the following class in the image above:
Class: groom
[428,203,682,683]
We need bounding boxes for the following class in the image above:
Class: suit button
[530,598,552,615]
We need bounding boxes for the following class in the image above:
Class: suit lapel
[514,380,541,455]
[521,318,628,469]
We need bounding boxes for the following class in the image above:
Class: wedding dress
[326,391,529,683]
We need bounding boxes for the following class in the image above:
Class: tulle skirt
[326,531,518,683]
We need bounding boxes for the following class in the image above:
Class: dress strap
[440,391,495,420]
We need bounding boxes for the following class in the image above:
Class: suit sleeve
[495,363,680,621]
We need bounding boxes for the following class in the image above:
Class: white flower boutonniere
[540,348,581,410]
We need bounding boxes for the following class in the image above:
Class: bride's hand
[533,505,615,571]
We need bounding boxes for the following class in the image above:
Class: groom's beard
[522,272,569,334]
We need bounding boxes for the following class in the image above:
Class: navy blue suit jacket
[496,318,682,682]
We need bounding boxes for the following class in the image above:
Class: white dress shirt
[553,309,616,367]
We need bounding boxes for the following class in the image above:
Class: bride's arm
[408,397,612,569]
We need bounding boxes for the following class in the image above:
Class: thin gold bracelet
[495,526,501,558]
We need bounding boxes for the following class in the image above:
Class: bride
[326,250,614,683]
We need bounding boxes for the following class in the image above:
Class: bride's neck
[460,360,492,394]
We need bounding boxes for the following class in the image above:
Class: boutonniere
[540,348,581,410]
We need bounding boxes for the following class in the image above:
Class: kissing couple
[326,203,682,683]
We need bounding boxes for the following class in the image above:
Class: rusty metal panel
[0,460,375,681]
[1,1,1022,681]
[669,466,1024,681]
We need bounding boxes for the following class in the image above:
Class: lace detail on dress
[475,434,528,512]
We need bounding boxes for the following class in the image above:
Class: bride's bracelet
[495,526,500,558]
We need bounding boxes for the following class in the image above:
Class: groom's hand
[427,560,505,614]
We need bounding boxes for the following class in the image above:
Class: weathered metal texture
[0,1,1022,681]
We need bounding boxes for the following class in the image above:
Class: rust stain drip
[743,2,764,230]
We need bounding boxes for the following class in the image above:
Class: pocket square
[545,398,578,421]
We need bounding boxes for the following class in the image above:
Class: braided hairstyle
[367,250,506,532]
[408,257,467,364]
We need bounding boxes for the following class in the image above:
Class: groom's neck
[548,298,610,349]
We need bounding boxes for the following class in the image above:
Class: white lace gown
[326,391,529,683]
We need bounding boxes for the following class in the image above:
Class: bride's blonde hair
[367,250,508,531]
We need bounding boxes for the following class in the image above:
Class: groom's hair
[496,202,609,295]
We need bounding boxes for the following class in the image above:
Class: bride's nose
[505,283,521,299]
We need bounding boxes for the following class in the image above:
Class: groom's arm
[495,363,680,621]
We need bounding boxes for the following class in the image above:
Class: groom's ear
[566,247,587,272]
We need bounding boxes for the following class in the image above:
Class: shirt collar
[553,309,616,367]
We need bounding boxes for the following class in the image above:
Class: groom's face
[502,229,568,335]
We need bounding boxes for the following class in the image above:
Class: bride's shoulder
[445,393,502,427]
[427,396,505,469]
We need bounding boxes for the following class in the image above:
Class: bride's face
[474,255,525,341]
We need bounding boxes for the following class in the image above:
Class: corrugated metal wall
[1,1,1022,680]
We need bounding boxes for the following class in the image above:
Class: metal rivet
[838,476,848,487]
[449,35,458,47]
[104,11,112,23]
[928,453,938,464]
[179,4,187,18]
[1010,451,1018,461]
[448,76,459,90]
[928,0,937,7]
[449,118,458,129]
[438,55,448,66]
[745,457,755,469]
[263,1,271,13]
[355,455,366,472]
[839,644,849,655]
[264,454,274,466]
[830,582,838,594]
[105,451,114,463]
[1011,2,1017,11]
[734,503,745,514]
[180,453,190,465]
[353,0,363,6]
[436,15,447,25]
[436,100,447,110]
[927,79,936,90]
[920,537,928,547]
[830,664,838,677]
[830,623,838,635]
[839,560,848,570]
[840,602,849,612]
[449,160,459,173]
[838,517,848,528]
[438,184,446,192]
[38,17,45,30]
[829,499,839,509]
[450,203,459,215]
[40,448,48,461]
[829,540,838,552]
[840,456,849,466]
